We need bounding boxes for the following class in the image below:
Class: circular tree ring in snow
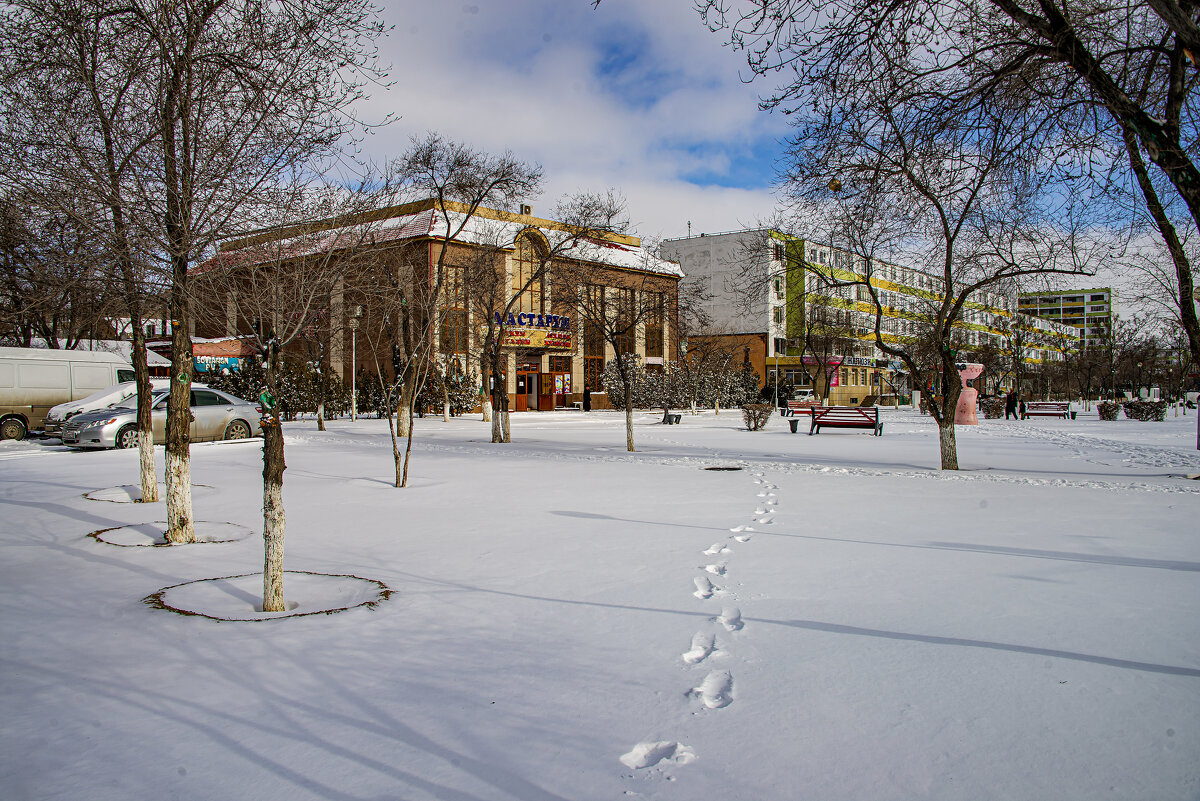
[89,521,253,547]
[84,483,215,503]
[703,466,743,471]
[144,571,392,622]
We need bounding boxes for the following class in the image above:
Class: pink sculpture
[955,363,984,425]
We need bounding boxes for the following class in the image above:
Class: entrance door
[515,371,537,412]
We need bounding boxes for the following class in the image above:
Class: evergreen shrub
[1122,400,1167,421]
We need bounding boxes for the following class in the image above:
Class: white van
[42,379,171,437]
[0,347,135,440]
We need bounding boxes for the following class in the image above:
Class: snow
[1,407,1197,800]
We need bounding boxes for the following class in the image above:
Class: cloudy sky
[355,0,789,241]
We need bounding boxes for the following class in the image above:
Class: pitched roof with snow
[211,200,683,279]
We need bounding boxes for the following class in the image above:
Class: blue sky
[361,0,789,239]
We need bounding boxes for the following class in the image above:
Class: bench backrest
[813,405,878,422]
[1026,402,1068,410]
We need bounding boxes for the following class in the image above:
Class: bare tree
[0,190,121,349]
[1,0,177,500]
[556,230,682,452]
[695,0,1200,414]
[196,185,381,612]
[3,0,385,543]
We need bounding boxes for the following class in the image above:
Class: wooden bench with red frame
[780,400,819,417]
[802,405,883,436]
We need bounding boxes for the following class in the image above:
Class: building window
[439,266,468,355]
[584,284,605,391]
[645,291,664,359]
[612,286,635,356]
[513,235,544,314]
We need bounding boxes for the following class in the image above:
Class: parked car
[0,346,135,440]
[43,380,170,437]
[61,388,262,449]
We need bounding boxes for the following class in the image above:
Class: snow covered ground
[1,406,1198,800]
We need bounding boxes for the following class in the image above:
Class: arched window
[512,234,544,314]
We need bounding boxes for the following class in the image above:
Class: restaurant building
[201,199,683,411]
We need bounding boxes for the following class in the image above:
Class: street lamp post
[349,306,362,421]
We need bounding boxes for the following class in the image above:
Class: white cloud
[355,0,787,239]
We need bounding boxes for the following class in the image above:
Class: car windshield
[114,391,166,410]
[73,383,136,407]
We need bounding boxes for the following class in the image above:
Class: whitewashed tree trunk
[316,400,325,431]
[261,423,287,611]
[138,433,157,503]
[443,401,450,422]
[625,399,635,452]
[164,447,194,543]
[482,397,492,422]
[397,401,411,436]
[501,409,511,442]
[714,398,720,415]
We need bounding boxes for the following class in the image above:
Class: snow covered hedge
[204,358,349,420]
[600,356,760,410]
[1097,401,1121,421]
[1122,400,1167,422]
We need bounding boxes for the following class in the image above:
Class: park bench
[796,405,883,436]
[661,411,682,424]
[780,400,819,417]
[1022,401,1070,419]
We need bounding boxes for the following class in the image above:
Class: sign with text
[496,311,573,351]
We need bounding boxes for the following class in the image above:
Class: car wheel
[224,420,251,440]
[0,417,27,441]
[115,425,139,449]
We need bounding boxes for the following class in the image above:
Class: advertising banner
[496,311,573,351]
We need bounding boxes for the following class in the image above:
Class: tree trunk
[401,403,416,487]
[502,405,511,442]
[491,396,503,442]
[625,391,635,452]
[937,421,959,471]
[261,421,287,612]
[396,399,411,436]
[482,397,492,422]
[132,330,158,503]
[316,400,326,431]
[163,280,194,544]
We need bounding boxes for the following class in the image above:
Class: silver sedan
[61,388,262,449]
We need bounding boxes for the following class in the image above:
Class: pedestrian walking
[1005,391,1017,420]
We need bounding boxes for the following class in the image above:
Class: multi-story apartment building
[662,229,1079,404]
[1018,288,1117,348]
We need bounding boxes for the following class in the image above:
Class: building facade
[1018,288,1117,348]
[662,229,1080,405]
[202,199,682,411]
